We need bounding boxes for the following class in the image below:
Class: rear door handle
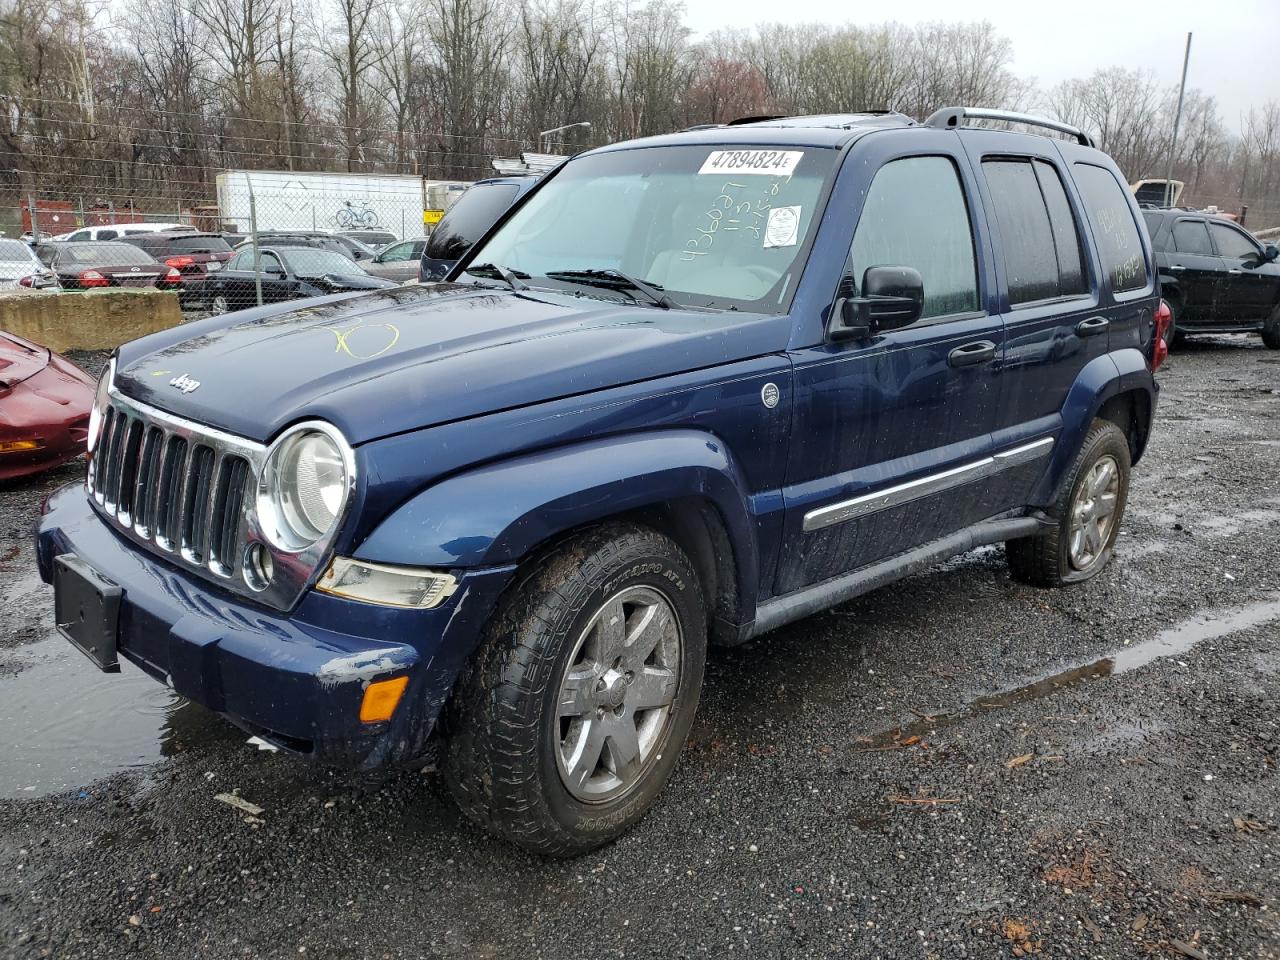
[1075,316,1110,337]
[948,340,997,367]
[1168,265,1186,272]
[1228,269,1242,275]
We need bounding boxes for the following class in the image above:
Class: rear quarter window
[1072,163,1149,294]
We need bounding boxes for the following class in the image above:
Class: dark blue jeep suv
[37,107,1163,856]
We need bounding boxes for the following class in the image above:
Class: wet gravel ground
[2,338,1278,959]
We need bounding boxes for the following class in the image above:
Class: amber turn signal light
[359,675,409,723]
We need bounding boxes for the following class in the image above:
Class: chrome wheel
[210,295,229,315]
[1069,455,1120,570]
[555,586,682,803]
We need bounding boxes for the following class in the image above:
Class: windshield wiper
[544,268,674,309]
[464,262,529,291]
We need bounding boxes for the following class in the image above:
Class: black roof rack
[923,106,1095,148]
[726,115,786,126]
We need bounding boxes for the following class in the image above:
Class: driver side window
[848,156,979,320]
[1210,223,1259,261]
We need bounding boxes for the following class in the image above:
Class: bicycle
[333,200,379,230]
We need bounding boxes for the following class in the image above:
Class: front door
[1209,220,1279,323]
[777,148,1004,595]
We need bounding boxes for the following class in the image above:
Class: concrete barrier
[0,289,182,353]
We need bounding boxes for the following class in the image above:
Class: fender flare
[354,428,759,606]
[1030,349,1155,505]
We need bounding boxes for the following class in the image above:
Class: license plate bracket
[53,553,122,673]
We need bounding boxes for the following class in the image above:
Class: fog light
[0,439,41,453]
[317,557,457,608]
[360,675,409,723]
[243,542,274,591]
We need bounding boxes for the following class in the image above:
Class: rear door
[961,133,1106,504]
[778,139,1005,594]
[1209,220,1277,322]
[1165,217,1225,323]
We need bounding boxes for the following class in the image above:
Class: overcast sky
[681,0,1280,132]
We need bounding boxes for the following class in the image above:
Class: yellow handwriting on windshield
[323,321,401,360]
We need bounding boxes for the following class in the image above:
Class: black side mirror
[1264,244,1279,264]
[828,265,925,342]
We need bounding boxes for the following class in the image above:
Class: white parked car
[50,222,196,242]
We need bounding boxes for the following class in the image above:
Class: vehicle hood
[311,272,398,289]
[113,283,793,444]
[0,331,50,387]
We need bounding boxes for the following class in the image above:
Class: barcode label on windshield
[698,150,803,177]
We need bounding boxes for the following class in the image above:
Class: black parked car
[205,245,397,314]
[121,231,234,308]
[1142,209,1280,347]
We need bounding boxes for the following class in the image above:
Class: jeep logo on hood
[169,373,201,394]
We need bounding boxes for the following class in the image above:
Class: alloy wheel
[1069,455,1120,570]
[554,586,682,803]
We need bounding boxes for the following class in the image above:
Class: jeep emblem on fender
[761,382,780,408]
[169,373,201,394]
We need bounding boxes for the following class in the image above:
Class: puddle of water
[866,595,1280,748]
[0,639,230,798]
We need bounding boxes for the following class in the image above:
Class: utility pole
[1164,32,1192,209]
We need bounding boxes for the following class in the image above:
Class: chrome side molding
[802,437,1054,533]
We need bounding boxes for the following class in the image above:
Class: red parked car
[32,241,183,291]
[0,332,94,481]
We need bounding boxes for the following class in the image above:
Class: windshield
[0,239,32,261]
[282,248,364,277]
[466,145,836,311]
[426,182,522,261]
[60,243,156,266]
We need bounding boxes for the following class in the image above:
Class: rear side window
[983,158,1087,305]
[1072,163,1148,294]
[426,182,521,261]
[849,155,978,319]
[1172,219,1213,255]
[1209,223,1258,260]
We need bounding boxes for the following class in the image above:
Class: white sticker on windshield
[763,206,801,248]
[698,150,804,177]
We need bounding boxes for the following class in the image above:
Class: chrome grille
[89,398,256,581]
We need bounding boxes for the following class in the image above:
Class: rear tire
[1007,419,1131,587]
[443,523,707,857]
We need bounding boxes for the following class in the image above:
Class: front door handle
[1168,264,1186,272]
[948,340,997,367]
[1075,316,1110,337]
[1228,269,1242,275]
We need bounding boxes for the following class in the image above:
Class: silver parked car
[0,238,56,288]
[360,237,429,283]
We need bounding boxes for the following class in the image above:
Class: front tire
[1007,419,1131,587]
[1263,307,1280,349]
[443,523,707,856]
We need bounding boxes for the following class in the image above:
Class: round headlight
[86,358,114,455]
[258,425,350,551]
